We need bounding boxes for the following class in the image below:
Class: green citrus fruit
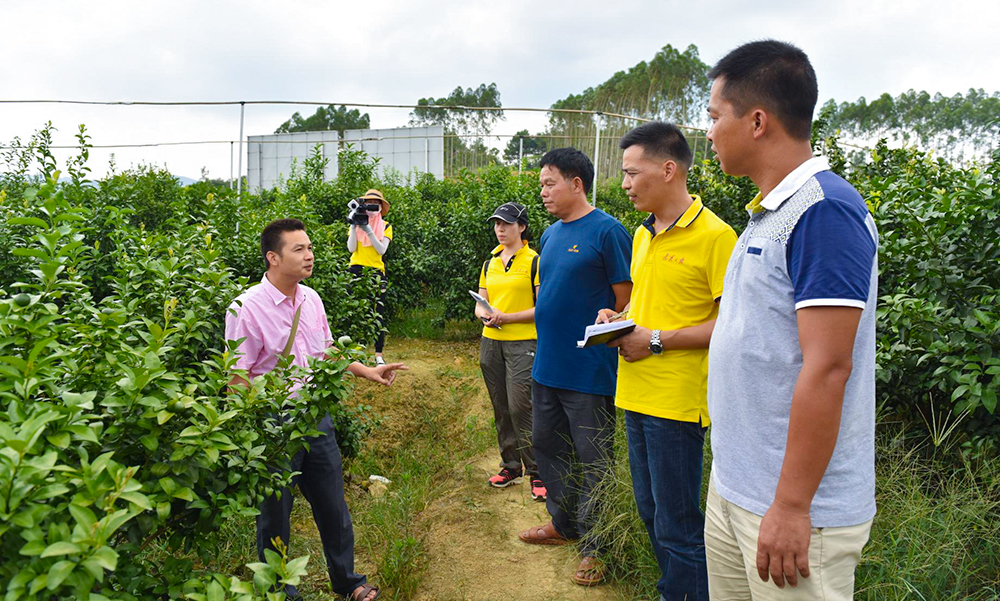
[337,335,353,346]
[13,294,30,307]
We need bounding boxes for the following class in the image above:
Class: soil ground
[289,337,620,600]
[412,453,618,601]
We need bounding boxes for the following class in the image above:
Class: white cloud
[1,0,997,179]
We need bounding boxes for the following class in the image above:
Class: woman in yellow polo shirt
[475,202,545,502]
[347,189,393,365]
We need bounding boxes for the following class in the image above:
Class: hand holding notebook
[577,319,636,348]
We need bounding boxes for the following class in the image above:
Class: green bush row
[5,126,998,449]
[0,122,996,598]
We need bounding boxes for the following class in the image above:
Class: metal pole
[229,141,234,189]
[591,113,601,205]
[518,137,523,175]
[237,101,245,196]
[425,138,429,174]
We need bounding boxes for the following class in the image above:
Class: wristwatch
[649,329,663,355]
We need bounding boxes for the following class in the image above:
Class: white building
[247,125,444,191]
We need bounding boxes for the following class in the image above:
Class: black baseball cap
[488,202,528,224]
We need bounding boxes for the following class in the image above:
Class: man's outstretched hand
[349,361,408,386]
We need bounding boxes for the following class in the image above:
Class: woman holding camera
[347,189,392,366]
[476,202,545,501]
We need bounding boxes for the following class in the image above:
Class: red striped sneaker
[530,478,547,501]
[488,468,522,488]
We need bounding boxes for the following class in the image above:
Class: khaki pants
[704,478,872,600]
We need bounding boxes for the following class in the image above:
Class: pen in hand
[596,308,629,324]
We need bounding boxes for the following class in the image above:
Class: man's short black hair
[708,40,817,140]
[619,122,693,170]
[260,218,306,270]
[539,147,595,194]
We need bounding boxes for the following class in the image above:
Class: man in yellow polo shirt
[597,122,737,601]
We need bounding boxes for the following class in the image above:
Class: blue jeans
[625,410,708,601]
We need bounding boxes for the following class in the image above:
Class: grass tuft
[589,416,1000,600]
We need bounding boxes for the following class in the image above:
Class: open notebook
[577,319,635,348]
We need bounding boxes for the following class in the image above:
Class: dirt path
[290,338,621,600]
[414,452,619,601]
[392,339,619,601]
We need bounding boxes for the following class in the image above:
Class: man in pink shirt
[225,218,405,601]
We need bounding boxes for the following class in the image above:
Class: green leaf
[9,216,49,228]
[139,435,158,452]
[80,557,105,581]
[69,504,98,532]
[46,432,71,449]
[35,484,71,500]
[63,391,97,408]
[120,491,152,511]
[45,560,75,590]
[159,477,177,495]
[286,555,310,576]
[206,580,225,601]
[12,247,49,260]
[101,509,133,535]
[951,385,970,401]
[89,546,118,571]
[982,389,997,414]
[41,541,83,557]
[67,425,100,444]
[248,562,276,592]
[172,487,195,502]
[19,539,46,556]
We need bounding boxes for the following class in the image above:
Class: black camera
[346,199,381,227]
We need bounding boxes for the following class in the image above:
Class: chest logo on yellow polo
[567,244,580,253]
[663,253,686,264]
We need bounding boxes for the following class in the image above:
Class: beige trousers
[704,478,872,600]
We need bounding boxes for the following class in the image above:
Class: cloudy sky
[2,0,998,180]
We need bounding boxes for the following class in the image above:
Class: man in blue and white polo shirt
[704,41,878,600]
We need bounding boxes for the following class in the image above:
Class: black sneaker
[488,468,523,488]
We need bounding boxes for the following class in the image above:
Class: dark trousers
[348,264,387,353]
[625,410,708,601]
[257,415,365,598]
[480,338,538,476]
[531,379,615,556]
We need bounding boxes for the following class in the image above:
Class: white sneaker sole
[489,477,522,488]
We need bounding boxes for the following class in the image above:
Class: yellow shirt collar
[676,195,704,228]
[642,195,705,235]
[491,242,531,257]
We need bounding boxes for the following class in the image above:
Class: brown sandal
[572,556,606,586]
[350,584,380,601]
[518,522,572,546]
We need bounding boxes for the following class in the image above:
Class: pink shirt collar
[260,272,305,307]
